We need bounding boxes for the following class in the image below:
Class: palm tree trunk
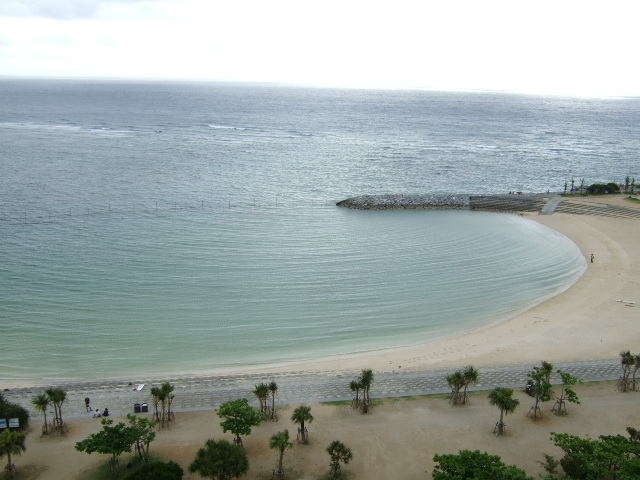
[278,449,285,476]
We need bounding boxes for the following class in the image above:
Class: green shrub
[0,393,29,429]
[586,183,620,194]
[123,460,183,480]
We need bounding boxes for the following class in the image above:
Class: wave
[0,121,132,137]
[208,123,245,130]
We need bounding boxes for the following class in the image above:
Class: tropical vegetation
[0,429,26,479]
[189,439,248,480]
[45,387,67,433]
[489,387,519,435]
[217,398,262,447]
[446,365,478,406]
[551,370,582,416]
[526,361,553,419]
[75,415,157,475]
[432,449,532,480]
[150,382,175,426]
[545,429,640,479]
[349,368,374,413]
[327,440,353,480]
[0,394,29,432]
[291,405,314,444]
[270,429,292,480]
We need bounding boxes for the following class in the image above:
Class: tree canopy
[217,398,262,446]
[0,429,27,478]
[327,440,353,479]
[189,439,248,480]
[488,387,519,435]
[549,431,640,480]
[291,405,313,444]
[75,416,156,474]
[123,460,183,480]
[432,450,532,480]
[0,393,29,431]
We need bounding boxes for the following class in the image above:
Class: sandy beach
[208,194,640,377]
[5,195,640,479]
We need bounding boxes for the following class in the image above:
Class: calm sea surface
[1,80,638,383]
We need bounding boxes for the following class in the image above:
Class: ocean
[1,79,638,384]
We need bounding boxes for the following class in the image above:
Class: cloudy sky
[1,0,638,97]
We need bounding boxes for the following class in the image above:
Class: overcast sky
[1,0,638,97]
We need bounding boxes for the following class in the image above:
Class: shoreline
[2,195,638,393]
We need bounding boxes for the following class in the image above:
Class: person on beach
[590,253,595,263]
[84,397,91,412]
[93,409,101,418]
[102,408,109,417]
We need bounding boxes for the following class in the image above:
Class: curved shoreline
[2,196,639,408]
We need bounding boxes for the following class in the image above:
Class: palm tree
[0,429,26,478]
[462,365,479,404]
[327,440,352,480]
[268,381,278,420]
[150,386,162,422]
[446,371,465,406]
[291,405,313,444]
[270,430,292,479]
[541,361,553,377]
[31,393,50,434]
[45,387,66,432]
[633,355,640,391]
[349,380,362,409]
[160,382,175,421]
[619,350,634,392]
[359,369,374,412]
[488,387,519,436]
[253,383,269,417]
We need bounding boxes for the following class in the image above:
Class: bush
[123,460,183,480]
[0,393,29,429]
[586,183,621,194]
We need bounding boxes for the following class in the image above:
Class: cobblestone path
[4,358,621,421]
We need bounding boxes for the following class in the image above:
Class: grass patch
[320,400,352,407]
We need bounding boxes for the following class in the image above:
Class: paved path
[540,195,564,215]
[4,359,621,421]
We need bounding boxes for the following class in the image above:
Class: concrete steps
[554,200,640,219]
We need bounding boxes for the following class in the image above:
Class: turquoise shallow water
[1,80,634,384]
[2,206,585,383]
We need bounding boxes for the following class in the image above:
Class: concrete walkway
[540,196,564,215]
[4,358,621,421]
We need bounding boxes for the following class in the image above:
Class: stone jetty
[336,193,550,213]
[337,193,640,218]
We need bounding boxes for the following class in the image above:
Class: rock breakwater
[336,193,550,212]
[336,194,470,210]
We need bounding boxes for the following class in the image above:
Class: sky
[0,0,639,97]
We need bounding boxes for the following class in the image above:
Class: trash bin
[141,403,148,413]
[134,403,141,413]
